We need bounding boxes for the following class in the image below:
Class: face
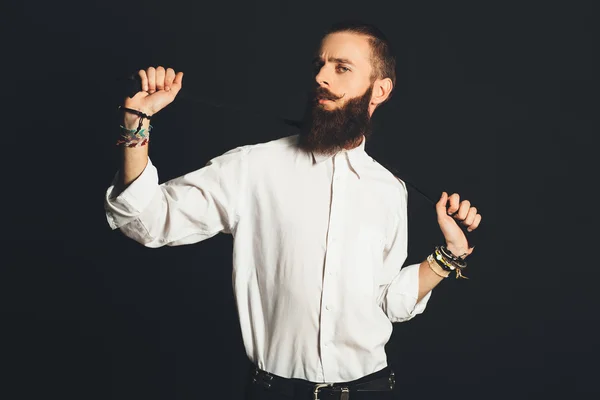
[298,32,378,155]
[313,32,375,112]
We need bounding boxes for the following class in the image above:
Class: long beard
[298,84,373,155]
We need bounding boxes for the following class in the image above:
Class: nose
[315,65,329,87]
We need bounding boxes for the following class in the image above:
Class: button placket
[325,156,344,278]
[320,154,349,380]
[319,156,344,377]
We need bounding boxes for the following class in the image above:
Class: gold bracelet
[427,254,450,278]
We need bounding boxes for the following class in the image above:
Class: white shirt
[104,134,432,383]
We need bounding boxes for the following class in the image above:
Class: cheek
[338,79,369,99]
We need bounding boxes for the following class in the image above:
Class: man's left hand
[435,192,482,257]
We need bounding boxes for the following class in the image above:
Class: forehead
[318,32,372,68]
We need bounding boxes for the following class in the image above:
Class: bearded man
[105,20,482,400]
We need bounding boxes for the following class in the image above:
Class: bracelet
[117,105,152,135]
[433,246,469,280]
[440,245,468,265]
[427,254,450,278]
[437,246,468,270]
[116,124,153,147]
[433,247,455,271]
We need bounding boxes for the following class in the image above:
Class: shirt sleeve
[104,146,248,247]
[377,182,432,323]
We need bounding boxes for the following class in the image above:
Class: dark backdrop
[2,1,596,399]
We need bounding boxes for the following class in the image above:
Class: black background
[2,1,596,399]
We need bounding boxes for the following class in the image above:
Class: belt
[250,365,395,400]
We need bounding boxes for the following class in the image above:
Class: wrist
[122,99,153,117]
[445,243,469,259]
[119,105,152,130]
[123,112,139,128]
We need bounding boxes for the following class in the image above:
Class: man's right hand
[124,66,184,117]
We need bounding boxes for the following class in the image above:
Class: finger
[165,68,176,91]
[447,193,461,215]
[156,66,165,90]
[463,206,478,226]
[147,66,156,93]
[455,200,471,221]
[435,191,449,217]
[467,214,482,232]
[138,69,148,92]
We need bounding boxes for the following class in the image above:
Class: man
[105,21,481,400]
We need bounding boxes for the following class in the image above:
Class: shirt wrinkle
[104,133,431,382]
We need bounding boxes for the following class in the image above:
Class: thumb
[435,191,448,217]
[171,72,183,96]
[173,71,184,86]
[169,72,184,96]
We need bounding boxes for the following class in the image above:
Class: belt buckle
[313,383,331,400]
[313,383,350,400]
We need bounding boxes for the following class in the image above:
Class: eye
[336,65,350,73]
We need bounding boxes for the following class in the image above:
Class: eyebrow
[313,56,356,67]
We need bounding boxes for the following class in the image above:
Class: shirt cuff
[104,157,158,229]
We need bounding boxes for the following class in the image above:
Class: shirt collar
[310,136,367,179]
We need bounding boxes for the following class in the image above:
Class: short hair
[323,20,397,99]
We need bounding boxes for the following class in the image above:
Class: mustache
[313,87,345,102]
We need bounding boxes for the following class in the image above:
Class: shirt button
[326,305,331,311]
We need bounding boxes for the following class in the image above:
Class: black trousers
[244,364,395,400]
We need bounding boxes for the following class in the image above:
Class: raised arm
[105,66,247,247]
[119,66,183,189]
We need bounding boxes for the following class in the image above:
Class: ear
[371,77,393,106]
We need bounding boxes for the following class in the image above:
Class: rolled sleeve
[382,263,432,322]
[104,157,159,230]
[103,146,248,247]
[377,180,432,322]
